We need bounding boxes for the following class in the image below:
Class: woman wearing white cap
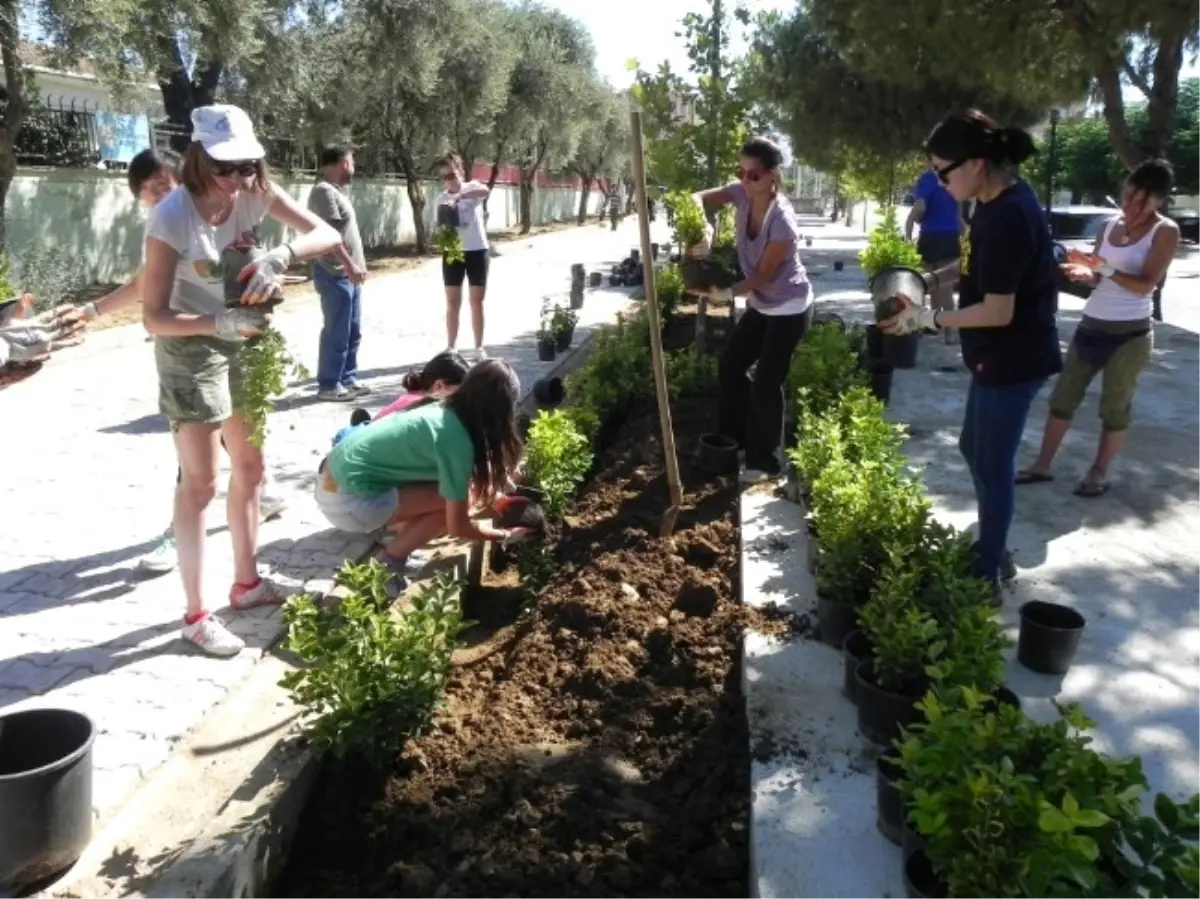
[141,104,340,657]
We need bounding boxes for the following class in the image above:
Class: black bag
[437,203,461,229]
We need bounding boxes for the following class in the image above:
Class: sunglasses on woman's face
[213,160,258,178]
[936,159,967,185]
[440,170,457,183]
[737,166,766,183]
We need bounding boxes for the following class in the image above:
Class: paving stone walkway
[0,218,665,822]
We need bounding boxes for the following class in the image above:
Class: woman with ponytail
[879,110,1062,600]
[332,350,470,446]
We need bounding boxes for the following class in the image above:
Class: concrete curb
[42,302,627,899]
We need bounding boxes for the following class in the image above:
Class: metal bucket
[869,266,926,321]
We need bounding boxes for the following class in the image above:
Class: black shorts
[917,231,961,266]
[443,249,489,288]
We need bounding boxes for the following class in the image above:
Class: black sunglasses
[936,159,967,185]
[212,160,259,178]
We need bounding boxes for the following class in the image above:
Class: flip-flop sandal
[1015,470,1055,485]
[1074,480,1111,498]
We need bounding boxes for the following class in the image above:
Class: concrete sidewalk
[0,217,665,825]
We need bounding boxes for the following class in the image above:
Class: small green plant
[550,303,577,337]
[434,224,465,264]
[562,403,600,442]
[858,206,923,281]
[514,542,555,601]
[523,408,593,519]
[665,189,708,249]
[713,205,735,248]
[280,563,469,768]
[0,254,15,304]
[565,312,652,425]
[656,262,685,321]
[858,550,942,692]
[1116,793,1200,897]
[665,347,718,398]
[236,327,309,448]
[786,321,868,420]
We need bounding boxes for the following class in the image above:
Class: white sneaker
[260,491,288,521]
[137,530,177,575]
[317,386,354,402]
[182,614,244,658]
[474,347,489,361]
[228,574,291,611]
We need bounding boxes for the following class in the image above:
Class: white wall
[5,169,606,283]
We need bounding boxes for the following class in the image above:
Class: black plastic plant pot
[630,248,640,264]
[783,417,800,451]
[570,290,585,311]
[555,327,575,352]
[536,338,557,363]
[986,685,1022,712]
[876,747,904,846]
[1017,600,1086,675]
[865,324,885,361]
[833,260,845,272]
[512,484,546,504]
[651,242,660,260]
[588,271,603,288]
[681,257,738,291]
[869,267,927,321]
[855,661,924,746]
[866,360,894,405]
[0,708,97,892]
[902,816,926,860]
[842,629,872,705]
[883,332,921,370]
[532,376,565,407]
[903,849,947,899]
[697,432,739,477]
[570,262,586,281]
[817,594,859,648]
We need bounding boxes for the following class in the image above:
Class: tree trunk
[406,175,430,254]
[519,174,534,234]
[576,177,593,225]
[154,39,223,151]
[483,136,508,214]
[1140,33,1185,161]
[0,0,26,253]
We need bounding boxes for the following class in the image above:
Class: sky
[545,0,795,91]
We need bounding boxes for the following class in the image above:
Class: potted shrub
[551,303,578,351]
[858,207,926,369]
[667,190,737,291]
[536,327,557,362]
[855,553,940,745]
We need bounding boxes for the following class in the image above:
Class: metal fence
[12,97,104,168]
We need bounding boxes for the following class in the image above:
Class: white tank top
[1082,216,1166,321]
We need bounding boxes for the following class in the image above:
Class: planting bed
[277,309,796,898]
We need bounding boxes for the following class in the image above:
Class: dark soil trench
[276,308,792,898]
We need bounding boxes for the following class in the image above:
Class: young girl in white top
[1018,159,1180,497]
[434,152,491,360]
[141,105,340,657]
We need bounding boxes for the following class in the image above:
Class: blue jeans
[314,265,361,390]
[959,378,1046,581]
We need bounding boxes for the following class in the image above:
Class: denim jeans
[314,264,362,390]
[717,305,812,472]
[959,377,1046,581]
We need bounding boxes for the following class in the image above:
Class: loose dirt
[277,308,794,898]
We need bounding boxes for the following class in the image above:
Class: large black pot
[817,594,858,648]
[902,817,926,860]
[697,432,738,477]
[842,629,872,705]
[865,324,885,361]
[876,747,904,845]
[532,376,565,407]
[555,326,575,352]
[0,708,97,891]
[904,849,947,899]
[588,271,603,288]
[866,359,894,405]
[883,332,921,369]
[681,257,738,290]
[536,338,557,363]
[855,661,924,746]
[1017,600,1085,675]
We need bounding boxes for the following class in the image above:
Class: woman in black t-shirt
[880,110,1062,600]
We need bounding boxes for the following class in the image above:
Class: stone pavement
[0,217,667,824]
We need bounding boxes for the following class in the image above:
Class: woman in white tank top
[1016,159,1180,497]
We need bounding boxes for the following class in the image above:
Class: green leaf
[1039,805,1075,833]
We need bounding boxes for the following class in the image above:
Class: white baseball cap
[190,104,266,162]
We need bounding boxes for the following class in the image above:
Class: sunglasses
[736,167,766,183]
[212,160,259,178]
[936,159,967,185]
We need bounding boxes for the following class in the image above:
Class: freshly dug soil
[277,308,796,898]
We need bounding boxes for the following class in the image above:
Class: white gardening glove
[686,222,714,259]
[895,303,939,335]
[237,244,294,305]
[500,527,532,548]
[81,301,100,321]
[0,306,86,360]
[214,306,272,340]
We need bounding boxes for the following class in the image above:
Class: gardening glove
[0,306,86,361]
[686,223,714,259]
[501,527,533,548]
[214,306,272,340]
[879,294,938,336]
[237,244,294,305]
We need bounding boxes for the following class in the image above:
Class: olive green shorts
[1048,320,1152,433]
[155,335,249,426]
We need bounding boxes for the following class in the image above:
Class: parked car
[1167,207,1199,244]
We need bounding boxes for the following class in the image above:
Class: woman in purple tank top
[692,136,814,484]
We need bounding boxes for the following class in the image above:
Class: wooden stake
[628,105,683,538]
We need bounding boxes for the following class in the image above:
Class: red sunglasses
[736,167,766,183]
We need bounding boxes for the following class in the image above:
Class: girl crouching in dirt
[332,350,470,446]
[315,358,529,596]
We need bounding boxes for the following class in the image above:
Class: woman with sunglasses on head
[692,135,813,485]
[435,153,491,361]
[879,110,1062,600]
[141,104,340,657]
[1016,158,1179,498]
